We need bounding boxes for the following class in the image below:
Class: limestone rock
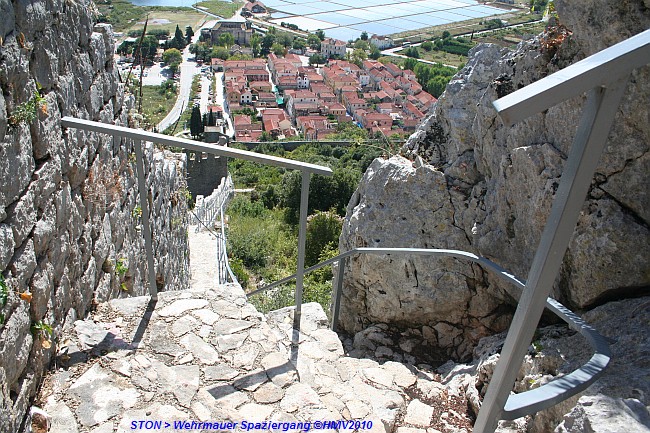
[554,395,650,433]
[339,0,650,362]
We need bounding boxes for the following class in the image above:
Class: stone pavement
[35,230,472,433]
[40,286,471,433]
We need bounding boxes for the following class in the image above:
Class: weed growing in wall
[0,275,8,326]
[31,320,53,349]
[8,87,47,128]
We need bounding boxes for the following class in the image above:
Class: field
[394,19,548,68]
[139,85,178,128]
[125,10,209,34]
[194,0,243,18]
[391,10,538,43]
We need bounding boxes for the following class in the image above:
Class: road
[157,20,217,132]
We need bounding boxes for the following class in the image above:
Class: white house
[370,34,394,50]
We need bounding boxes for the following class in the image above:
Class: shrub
[229,257,249,289]
[305,211,343,267]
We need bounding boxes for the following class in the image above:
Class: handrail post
[475,78,629,433]
[133,139,158,300]
[293,170,311,334]
[331,256,346,331]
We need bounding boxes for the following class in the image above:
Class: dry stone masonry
[0,0,189,430]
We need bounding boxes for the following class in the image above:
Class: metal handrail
[474,27,650,432]
[192,175,234,232]
[61,117,332,314]
[247,247,610,420]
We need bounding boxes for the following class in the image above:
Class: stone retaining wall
[0,1,190,430]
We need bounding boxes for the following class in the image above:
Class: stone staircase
[34,229,472,433]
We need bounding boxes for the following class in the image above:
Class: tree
[403,57,418,71]
[442,30,451,39]
[190,42,211,62]
[280,167,359,225]
[353,39,369,50]
[360,31,368,41]
[190,106,204,138]
[185,26,194,44]
[271,42,286,56]
[278,32,294,48]
[218,32,235,47]
[369,45,381,60]
[305,211,342,267]
[421,41,433,51]
[351,48,367,67]
[134,35,159,64]
[162,48,182,69]
[261,33,276,55]
[251,33,261,57]
[211,46,230,60]
[315,29,326,41]
[307,34,321,50]
[405,46,420,58]
[308,53,326,66]
[169,24,187,49]
[292,38,306,51]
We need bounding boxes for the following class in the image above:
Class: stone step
[34,281,473,433]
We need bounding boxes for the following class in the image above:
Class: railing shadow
[130,298,158,350]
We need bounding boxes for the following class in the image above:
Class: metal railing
[61,117,332,310]
[62,27,649,433]
[249,28,650,432]
[192,176,235,284]
[192,175,234,233]
[249,247,610,421]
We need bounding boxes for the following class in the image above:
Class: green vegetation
[195,0,243,19]
[125,10,206,35]
[402,57,457,98]
[139,81,178,127]
[164,75,201,135]
[96,0,202,33]
[8,89,47,128]
[190,106,204,138]
[31,319,53,348]
[115,258,129,278]
[227,134,386,314]
[434,35,474,56]
[0,274,8,326]
[389,8,537,42]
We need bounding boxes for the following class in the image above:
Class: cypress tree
[190,106,203,138]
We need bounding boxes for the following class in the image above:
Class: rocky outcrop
[0,0,190,430]
[338,0,650,361]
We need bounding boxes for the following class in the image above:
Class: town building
[369,34,394,49]
[320,38,347,59]
[203,16,252,46]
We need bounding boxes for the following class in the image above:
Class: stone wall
[186,152,228,199]
[338,0,650,361]
[0,0,190,431]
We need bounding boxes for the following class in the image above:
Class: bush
[228,194,267,218]
[305,211,342,267]
[227,216,270,269]
[229,257,249,289]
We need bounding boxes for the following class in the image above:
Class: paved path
[157,21,217,132]
[36,231,471,433]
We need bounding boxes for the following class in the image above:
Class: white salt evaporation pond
[267,0,512,40]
